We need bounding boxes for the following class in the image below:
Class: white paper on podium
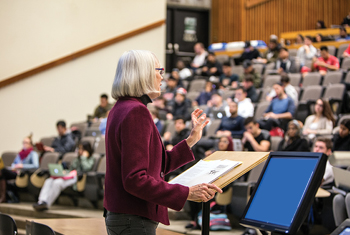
[169,159,242,187]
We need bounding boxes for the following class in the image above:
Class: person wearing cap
[312,46,339,76]
[274,47,299,74]
[239,41,260,62]
[297,35,317,67]
[167,87,192,121]
[277,120,309,152]
[333,119,350,151]
[242,75,259,103]
[201,52,222,77]
[240,59,261,88]
[220,62,239,88]
[266,73,298,105]
[255,39,279,64]
[258,82,295,131]
[105,50,222,234]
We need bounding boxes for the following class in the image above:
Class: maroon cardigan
[104,96,194,225]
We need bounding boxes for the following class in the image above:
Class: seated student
[333,119,350,151]
[259,82,295,131]
[239,41,261,62]
[242,75,259,103]
[277,120,309,152]
[205,136,234,157]
[193,81,215,107]
[314,33,325,43]
[297,36,317,67]
[163,116,191,151]
[240,60,261,88]
[335,27,350,41]
[92,94,113,120]
[234,86,254,118]
[333,167,350,226]
[43,120,76,156]
[254,39,279,64]
[204,92,230,119]
[167,88,192,121]
[242,117,271,152]
[313,137,334,187]
[303,99,335,140]
[201,52,223,77]
[99,110,109,136]
[216,101,245,138]
[191,42,208,69]
[266,73,298,105]
[273,47,299,74]
[220,62,239,88]
[316,20,327,29]
[295,34,304,45]
[341,11,350,27]
[312,46,340,76]
[163,77,179,101]
[33,141,95,211]
[0,134,39,203]
[149,109,163,134]
[173,59,192,80]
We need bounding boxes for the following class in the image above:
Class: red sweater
[104,96,194,225]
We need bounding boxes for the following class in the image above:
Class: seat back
[263,75,281,88]
[188,79,206,92]
[94,136,106,156]
[215,54,229,64]
[327,45,336,56]
[80,136,96,149]
[288,73,302,86]
[323,83,345,101]
[253,63,264,75]
[186,91,200,102]
[91,153,101,171]
[40,152,60,170]
[322,71,343,86]
[70,122,88,137]
[302,72,321,88]
[345,71,350,84]
[1,152,17,167]
[164,120,176,138]
[0,213,17,235]
[204,119,222,138]
[270,136,283,152]
[232,65,244,77]
[263,62,276,77]
[342,57,350,71]
[289,49,298,57]
[222,90,236,100]
[337,43,349,58]
[299,85,323,102]
[39,136,55,147]
[96,156,106,174]
[254,101,270,120]
[26,220,55,235]
[259,87,272,102]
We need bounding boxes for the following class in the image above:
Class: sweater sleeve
[22,151,39,169]
[316,119,333,135]
[120,106,189,211]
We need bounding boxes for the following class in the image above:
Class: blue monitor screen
[340,227,350,235]
[244,157,318,228]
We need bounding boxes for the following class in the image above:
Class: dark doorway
[166,7,210,72]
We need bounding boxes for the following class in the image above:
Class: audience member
[341,11,350,27]
[333,119,350,151]
[193,81,214,107]
[266,73,298,105]
[163,77,179,101]
[255,39,279,64]
[216,101,245,138]
[316,20,327,29]
[99,110,109,136]
[314,33,324,43]
[205,136,234,157]
[167,88,192,121]
[201,52,222,77]
[205,92,229,119]
[174,60,192,80]
[240,60,261,88]
[297,36,317,67]
[191,42,208,69]
[240,41,260,61]
[259,82,295,131]
[152,96,170,115]
[163,116,191,151]
[220,62,239,88]
[273,47,299,74]
[295,34,304,45]
[313,46,340,75]
[242,76,259,103]
[33,141,95,211]
[333,169,350,226]
[0,134,39,203]
[342,44,350,58]
[335,27,350,41]
[242,117,271,152]
[150,109,163,134]
[313,137,334,187]
[43,120,76,156]
[93,94,113,120]
[277,120,309,151]
[303,99,335,140]
[234,87,254,118]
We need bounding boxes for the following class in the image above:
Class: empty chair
[323,83,346,114]
[337,43,349,58]
[80,136,96,149]
[322,71,343,86]
[0,213,17,235]
[299,85,323,102]
[263,75,281,88]
[327,45,336,56]
[188,79,206,92]
[215,54,229,64]
[1,152,17,167]
[252,63,264,75]
[39,136,55,147]
[254,101,270,120]
[232,65,244,77]
[270,136,283,151]
[342,57,350,71]
[288,73,302,86]
[186,91,200,102]
[26,221,55,235]
[301,73,322,88]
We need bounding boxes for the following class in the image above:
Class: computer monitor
[240,152,327,235]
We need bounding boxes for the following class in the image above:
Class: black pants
[105,211,159,235]
[0,168,17,180]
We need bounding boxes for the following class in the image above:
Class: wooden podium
[194,151,270,235]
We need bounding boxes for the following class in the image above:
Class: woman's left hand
[186,109,209,148]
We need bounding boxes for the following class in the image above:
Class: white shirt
[322,160,334,186]
[192,51,208,67]
[235,97,254,118]
[267,84,298,105]
[297,45,317,65]
[179,68,192,79]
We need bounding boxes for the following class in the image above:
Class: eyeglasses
[155,68,164,75]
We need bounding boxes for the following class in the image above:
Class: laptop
[332,151,350,166]
[212,110,226,119]
[48,164,67,177]
[332,167,350,192]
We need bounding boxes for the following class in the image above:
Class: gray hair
[111,50,159,100]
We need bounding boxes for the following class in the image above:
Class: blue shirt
[217,115,245,137]
[265,96,295,116]
[99,117,107,135]
[12,150,39,169]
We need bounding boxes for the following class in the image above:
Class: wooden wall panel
[211,0,350,44]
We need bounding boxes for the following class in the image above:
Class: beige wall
[0,0,166,152]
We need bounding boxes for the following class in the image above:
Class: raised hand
[187,183,223,202]
[186,109,209,148]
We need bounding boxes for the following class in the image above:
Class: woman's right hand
[187,183,223,202]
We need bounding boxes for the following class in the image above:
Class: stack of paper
[169,159,242,187]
